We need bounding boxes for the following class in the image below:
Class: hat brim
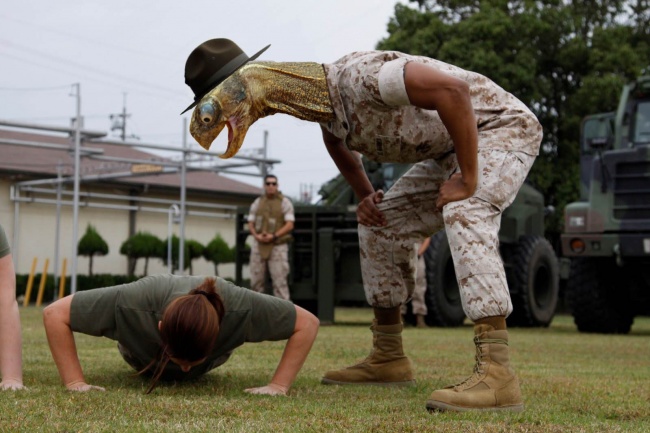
[181,44,270,115]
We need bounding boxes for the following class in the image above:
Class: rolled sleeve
[282,197,295,222]
[70,286,122,340]
[378,58,411,106]
[0,225,10,259]
[246,291,296,342]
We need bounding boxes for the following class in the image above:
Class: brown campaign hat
[181,38,270,114]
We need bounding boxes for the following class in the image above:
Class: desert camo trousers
[359,149,536,321]
[400,253,428,316]
[250,242,291,300]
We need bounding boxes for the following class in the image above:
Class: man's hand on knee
[357,190,386,227]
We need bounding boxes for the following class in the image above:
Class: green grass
[1,307,649,432]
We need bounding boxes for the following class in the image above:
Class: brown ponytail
[140,277,225,393]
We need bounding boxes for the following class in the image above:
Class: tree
[185,239,205,274]
[378,0,650,241]
[77,224,109,277]
[119,232,163,276]
[203,234,235,276]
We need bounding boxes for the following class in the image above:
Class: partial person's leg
[268,244,291,300]
[426,150,535,412]
[401,243,418,317]
[412,254,428,328]
[322,155,456,386]
[249,242,267,293]
[359,157,454,311]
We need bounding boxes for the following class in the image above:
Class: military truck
[235,159,560,327]
[561,75,650,334]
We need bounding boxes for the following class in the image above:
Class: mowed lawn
[1,306,649,432]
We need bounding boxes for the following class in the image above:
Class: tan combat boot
[321,321,415,386]
[416,314,427,328]
[426,324,524,412]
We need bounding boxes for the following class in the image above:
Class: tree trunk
[127,257,137,277]
[89,255,94,277]
[144,257,149,276]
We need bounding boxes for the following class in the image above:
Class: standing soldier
[247,175,295,300]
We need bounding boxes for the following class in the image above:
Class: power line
[0,38,187,100]
[0,50,185,104]
[0,84,71,92]
[0,13,173,64]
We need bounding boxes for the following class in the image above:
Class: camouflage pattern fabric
[247,194,294,300]
[323,51,542,320]
[322,51,542,160]
[359,150,536,320]
[249,242,291,300]
[401,250,428,316]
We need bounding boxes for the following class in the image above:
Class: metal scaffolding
[0,103,276,293]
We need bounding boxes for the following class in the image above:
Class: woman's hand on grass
[66,381,105,392]
[244,383,288,396]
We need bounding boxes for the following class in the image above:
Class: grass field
[0,307,648,432]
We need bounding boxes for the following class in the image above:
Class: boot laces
[452,336,507,390]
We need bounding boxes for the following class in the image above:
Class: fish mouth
[189,115,249,159]
[189,91,254,158]
[220,117,245,159]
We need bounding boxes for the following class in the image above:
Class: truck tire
[423,231,466,327]
[506,236,560,327]
[566,257,634,334]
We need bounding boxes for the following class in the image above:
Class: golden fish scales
[241,62,335,123]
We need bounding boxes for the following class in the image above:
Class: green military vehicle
[561,75,650,334]
[235,159,560,327]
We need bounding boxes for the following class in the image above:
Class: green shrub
[16,273,139,303]
[77,224,109,277]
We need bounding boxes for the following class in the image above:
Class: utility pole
[179,117,187,274]
[111,92,139,275]
[262,130,269,177]
[110,93,139,141]
[300,183,314,203]
[71,83,81,294]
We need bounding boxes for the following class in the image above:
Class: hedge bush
[16,274,139,304]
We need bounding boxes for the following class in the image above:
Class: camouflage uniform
[322,52,542,321]
[401,242,428,317]
[248,195,295,300]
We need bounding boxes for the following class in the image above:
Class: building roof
[0,127,262,198]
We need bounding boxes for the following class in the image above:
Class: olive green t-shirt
[0,224,10,259]
[70,274,296,377]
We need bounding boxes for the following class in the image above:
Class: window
[581,114,614,152]
[632,101,650,144]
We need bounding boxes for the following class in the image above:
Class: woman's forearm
[269,306,319,391]
[43,296,86,388]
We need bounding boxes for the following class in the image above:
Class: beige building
[0,125,263,279]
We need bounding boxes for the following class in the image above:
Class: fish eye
[198,102,219,125]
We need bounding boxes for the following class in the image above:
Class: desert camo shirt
[321,51,542,163]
